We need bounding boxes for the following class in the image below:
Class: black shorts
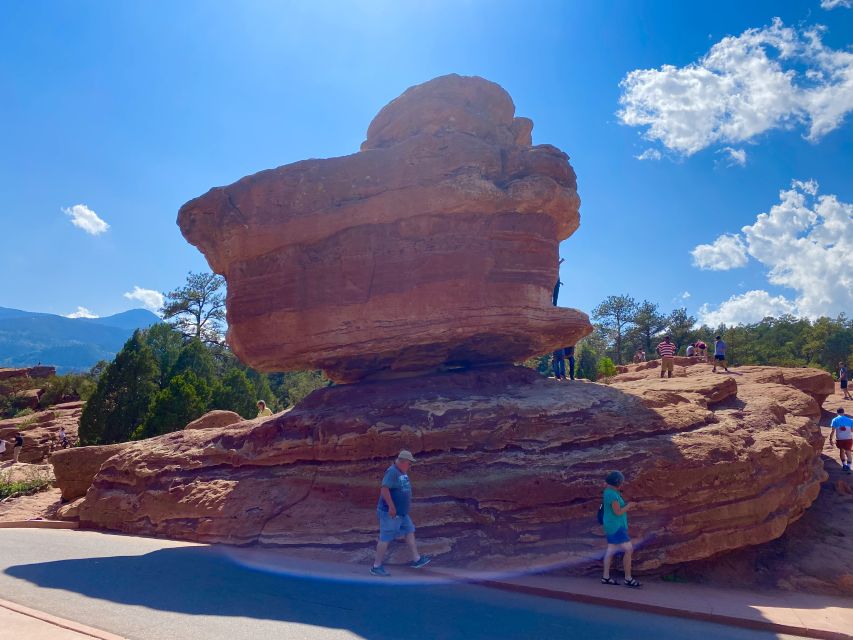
[714,354,726,361]
[842,379,848,389]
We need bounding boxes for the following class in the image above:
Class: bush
[13,407,34,418]
[576,346,599,381]
[137,371,211,439]
[597,357,618,379]
[38,374,96,408]
[0,468,52,500]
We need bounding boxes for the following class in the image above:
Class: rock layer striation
[178,74,591,382]
[59,363,829,572]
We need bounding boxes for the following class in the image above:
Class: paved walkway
[0,529,808,640]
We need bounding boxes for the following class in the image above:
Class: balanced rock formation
[0,401,82,465]
[58,363,829,572]
[178,74,591,383]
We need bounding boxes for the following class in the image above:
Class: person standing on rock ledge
[712,335,729,373]
[552,348,566,380]
[552,257,565,306]
[371,450,432,577]
[839,362,851,400]
[830,408,853,474]
[256,400,273,418]
[600,471,640,588]
[656,335,676,378]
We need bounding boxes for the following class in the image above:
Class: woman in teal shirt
[601,470,640,588]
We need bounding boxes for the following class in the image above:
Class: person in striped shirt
[656,335,676,378]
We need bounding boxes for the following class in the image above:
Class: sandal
[601,577,618,585]
[624,578,641,588]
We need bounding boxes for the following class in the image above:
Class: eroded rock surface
[0,401,82,465]
[178,74,591,383]
[59,364,829,572]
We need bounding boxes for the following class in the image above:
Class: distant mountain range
[0,307,162,373]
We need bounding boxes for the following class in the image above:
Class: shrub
[597,357,618,379]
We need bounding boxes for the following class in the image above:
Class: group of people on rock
[654,335,728,379]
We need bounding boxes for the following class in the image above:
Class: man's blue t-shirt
[377,464,412,516]
[831,415,853,440]
[715,340,727,356]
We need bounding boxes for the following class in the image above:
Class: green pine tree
[211,369,257,419]
[136,371,212,439]
[169,339,217,386]
[79,331,160,445]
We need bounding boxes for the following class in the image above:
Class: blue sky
[2,0,851,325]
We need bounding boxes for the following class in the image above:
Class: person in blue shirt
[600,470,640,588]
[371,450,432,576]
[830,408,853,474]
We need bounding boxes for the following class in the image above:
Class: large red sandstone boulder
[51,441,132,501]
[61,363,828,572]
[178,74,591,383]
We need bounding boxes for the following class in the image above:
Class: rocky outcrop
[0,401,82,465]
[51,441,132,501]
[184,410,242,431]
[0,366,55,382]
[178,74,591,383]
[59,363,829,572]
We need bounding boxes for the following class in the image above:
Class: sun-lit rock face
[177,74,591,383]
[58,364,829,572]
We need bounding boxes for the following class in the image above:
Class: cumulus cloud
[618,18,853,155]
[62,204,109,235]
[821,0,852,9]
[123,286,164,312]
[698,290,798,326]
[635,148,662,161]
[695,179,853,320]
[681,291,691,299]
[66,306,98,319]
[691,234,749,270]
[719,147,747,166]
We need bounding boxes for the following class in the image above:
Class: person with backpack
[599,470,640,588]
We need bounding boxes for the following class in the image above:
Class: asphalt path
[0,529,802,640]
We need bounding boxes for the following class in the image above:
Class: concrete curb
[0,598,126,640]
[0,519,78,529]
[480,578,851,640]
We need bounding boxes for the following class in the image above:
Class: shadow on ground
[4,543,783,640]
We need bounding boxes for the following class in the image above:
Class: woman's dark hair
[605,471,624,487]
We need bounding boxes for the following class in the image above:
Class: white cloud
[618,18,853,155]
[698,290,798,326]
[681,291,691,300]
[62,204,109,235]
[695,180,853,320]
[66,306,98,319]
[123,286,164,312]
[821,0,852,9]
[635,148,662,161]
[691,234,749,270]
[719,146,747,166]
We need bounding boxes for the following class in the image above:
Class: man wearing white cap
[370,450,432,576]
